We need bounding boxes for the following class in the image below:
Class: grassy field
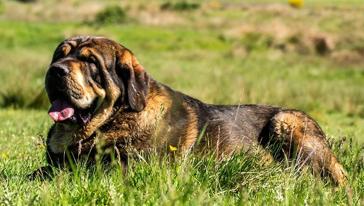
[0,0,363,205]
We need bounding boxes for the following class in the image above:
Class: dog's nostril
[49,65,69,77]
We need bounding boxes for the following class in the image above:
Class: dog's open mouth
[48,99,96,125]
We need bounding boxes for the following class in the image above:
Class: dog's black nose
[49,64,69,77]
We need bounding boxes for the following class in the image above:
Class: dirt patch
[331,50,364,65]
[224,22,336,54]
[133,10,185,26]
[2,1,104,22]
[223,19,364,64]
[2,1,364,64]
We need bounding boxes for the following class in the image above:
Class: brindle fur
[31,36,348,186]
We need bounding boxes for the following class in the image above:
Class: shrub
[0,89,27,108]
[0,88,48,109]
[160,1,200,11]
[94,5,127,25]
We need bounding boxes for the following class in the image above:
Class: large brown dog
[32,36,347,185]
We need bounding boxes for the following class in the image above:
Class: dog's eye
[89,62,97,74]
[89,63,101,85]
[79,55,97,64]
[89,56,97,63]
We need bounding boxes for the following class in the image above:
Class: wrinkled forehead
[51,36,123,63]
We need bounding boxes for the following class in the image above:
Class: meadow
[0,0,363,205]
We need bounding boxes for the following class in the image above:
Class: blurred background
[0,0,363,142]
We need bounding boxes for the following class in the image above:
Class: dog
[30,36,347,186]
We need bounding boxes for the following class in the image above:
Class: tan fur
[179,102,198,153]
[127,85,174,151]
[61,44,71,56]
[73,47,122,140]
[271,111,347,186]
[70,62,96,108]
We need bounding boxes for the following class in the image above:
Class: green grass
[0,1,363,205]
[1,21,363,115]
[0,109,363,205]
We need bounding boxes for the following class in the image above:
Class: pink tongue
[48,99,75,122]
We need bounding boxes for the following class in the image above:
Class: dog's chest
[97,112,157,148]
[47,124,78,154]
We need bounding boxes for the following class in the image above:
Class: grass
[0,109,362,205]
[1,22,363,115]
[0,0,363,205]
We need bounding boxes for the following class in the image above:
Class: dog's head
[46,36,149,125]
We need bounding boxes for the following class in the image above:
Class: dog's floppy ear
[117,50,149,112]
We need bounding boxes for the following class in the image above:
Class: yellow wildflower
[1,152,9,160]
[288,0,304,8]
[169,145,177,152]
